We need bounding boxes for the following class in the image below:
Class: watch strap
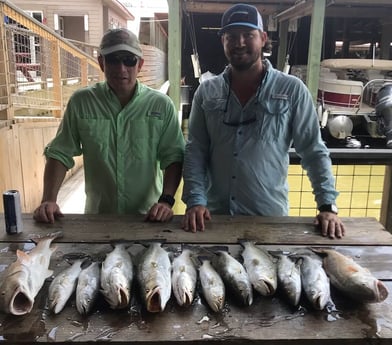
[158,194,175,207]
[318,204,338,214]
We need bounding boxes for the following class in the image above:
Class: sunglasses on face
[104,54,138,67]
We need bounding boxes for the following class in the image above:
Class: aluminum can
[3,190,23,234]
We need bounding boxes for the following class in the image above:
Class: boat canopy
[321,59,392,71]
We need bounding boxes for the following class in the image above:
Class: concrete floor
[57,168,85,214]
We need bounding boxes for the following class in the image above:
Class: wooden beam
[183,2,285,16]
[168,0,182,112]
[306,0,325,103]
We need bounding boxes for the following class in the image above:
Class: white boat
[317,58,392,147]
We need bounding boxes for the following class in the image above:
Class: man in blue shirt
[182,3,345,238]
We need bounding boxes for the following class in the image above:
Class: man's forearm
[161,161,183,197]
[41,158,68,202]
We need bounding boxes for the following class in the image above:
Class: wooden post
[306,0,325,103]
[380,166,392,233]
[50,39,62,117]
[0,3,13,120]
[277,20,289,72]
[167,0,182,112]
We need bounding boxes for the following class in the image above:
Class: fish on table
[136,242,171,313]
[300,254,331,310]
[100,243,134,309]
[0,231,62,316]
[48,259,84,314]
[76,261,101,315]
[276,254,302,307]
[212,250,253,307]
[313,248,389,303]
[198,256,225,312]
[171,248,197,307]
[240,241,278,297]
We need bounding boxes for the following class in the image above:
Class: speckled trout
[172,248,197,307]
[313,248,389,303]
[198,257,225,312]
[48,259,83,314]
[137,242,171,312]
[240,241,277,296]
[212,250,253,306]
[100,243,133,309]
[0,231,62,315]
[276,254,301,306]
[300,254,331,310]
[76,261,101,315]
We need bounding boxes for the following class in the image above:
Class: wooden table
[0,214,391,344]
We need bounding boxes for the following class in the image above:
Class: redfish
[313,248,389,303]
[0,231,62,315]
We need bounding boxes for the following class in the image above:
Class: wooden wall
[139,45,168,89]
[0,119,82,213]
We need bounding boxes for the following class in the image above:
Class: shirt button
[233,152,238,157]
[231,196,235,200]
[238,130,242,135]
[232,176,236,179]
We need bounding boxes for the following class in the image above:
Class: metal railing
[0,0,103,119]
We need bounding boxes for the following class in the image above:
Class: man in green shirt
[33,28,185,223]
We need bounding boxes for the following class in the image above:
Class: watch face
[331,204,338,213]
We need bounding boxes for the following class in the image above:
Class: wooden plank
[0,215,391,247]
[0,241,391,344]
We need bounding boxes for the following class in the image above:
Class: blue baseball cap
[219,3,264,36]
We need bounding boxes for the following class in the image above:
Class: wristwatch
[318,204,338,214]
[158,194,175,208]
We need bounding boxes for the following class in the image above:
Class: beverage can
[3,190,23,234]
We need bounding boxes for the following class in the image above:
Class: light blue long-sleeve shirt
[182,59,338,216]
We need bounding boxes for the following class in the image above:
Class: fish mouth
[180,290,193,307]
[375,280,389,302]
[313,293,329,310]
[10,287,34,315]
[146,286,163,313]
[117,286,130,309]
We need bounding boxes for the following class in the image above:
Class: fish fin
[135,239,166,248]
[16,250,31,263]
[31,231,63,245]
[45,269,54,279]
[202,245,229,254]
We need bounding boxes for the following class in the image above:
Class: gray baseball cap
[100,28,143,58]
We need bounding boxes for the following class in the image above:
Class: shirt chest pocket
[257,98,290,142]
[129,117,163,160]
[202,99,227,131]
[78,118,110,156]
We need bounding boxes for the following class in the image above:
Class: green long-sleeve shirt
[45,81,185,214]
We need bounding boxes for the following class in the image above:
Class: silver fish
[314,248,389,303]
[171,248,197,307]
[300,254,331,310]
[100,243,133,309]
[276,254,302,306]
[0,231,62,315]
[212,250,253,306]
[199,257,225,312]
[76,261,101,315]
[48,259,83,314]
[137,242,171,312]
[241,242,277,296]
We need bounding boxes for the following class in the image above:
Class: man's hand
[182,205,211,232]
[314,212,345,239]
[145,202,174,222]
[33,201,64,224]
